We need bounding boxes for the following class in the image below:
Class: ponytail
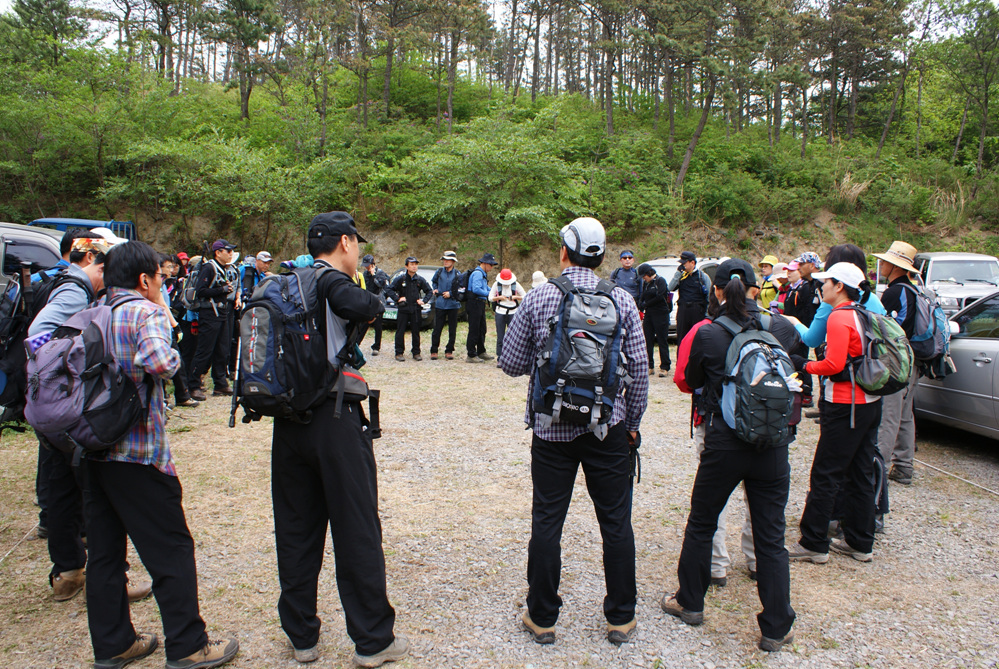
[722,277,749,320]
[858,279,873,306]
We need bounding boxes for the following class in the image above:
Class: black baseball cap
[714,258,758,288]
[680,250,696,263]
[637,263,656,277]
[308,211,366,243]
[405,256,419,264]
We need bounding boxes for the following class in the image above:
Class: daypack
[0,269,94,427]
[454,268,477,303]
[899,283,951,362]
[532,276,627,440]
[838,305,913,397]
[715,314,796,449]
[181,258,220,310]
[23,294,150,465]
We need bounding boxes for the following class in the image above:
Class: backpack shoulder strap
[714,315,744,337]
[595,278,616,296]
[549,274,574,296]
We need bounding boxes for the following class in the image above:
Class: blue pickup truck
[28,217,138,241]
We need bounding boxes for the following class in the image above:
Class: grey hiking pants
[877,371,917,476]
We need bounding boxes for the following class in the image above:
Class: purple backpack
[24,295,150,464]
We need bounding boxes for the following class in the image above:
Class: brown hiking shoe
[521,612,556,644]
[93,632,158,669]
[126,577,152,603]
[445,352,454,360]
[607,618,637,645]
[52,568,85,601]
[165,636,239,669]
[430,353,438,360]
[190,388,207,402]
[352,636,410,668]
[660,592,703,626]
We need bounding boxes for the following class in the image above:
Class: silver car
[914,291,999,440]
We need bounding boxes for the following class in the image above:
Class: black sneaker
[710,575,727,587]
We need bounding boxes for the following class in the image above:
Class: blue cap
[620,250,634,259]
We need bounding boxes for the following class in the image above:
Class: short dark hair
[105,242,160,289]
[565,247,604,269]
[825,244,868,274]
[307,234,353,258]
[61,228,94,256]
[158,252,175,266]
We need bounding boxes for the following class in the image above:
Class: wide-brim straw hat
[873,241,919,274]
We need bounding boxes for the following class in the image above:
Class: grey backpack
[24,294,150,465]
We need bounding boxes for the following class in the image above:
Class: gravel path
[1,322,998,668]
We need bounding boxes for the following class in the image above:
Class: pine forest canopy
[0,0,997,257]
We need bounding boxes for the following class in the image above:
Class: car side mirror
[949,320,960,336]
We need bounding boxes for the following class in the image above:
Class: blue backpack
[716,314,796,449]
[900,283,951,367]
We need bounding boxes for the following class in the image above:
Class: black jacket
[638,275,672,314]
[364,267,391,298]
[388,271,432,312]
[194,259,232,311]
[685,298,801,449]
[316,261,384,326]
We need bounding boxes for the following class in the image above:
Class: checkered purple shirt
[499,266,649,441]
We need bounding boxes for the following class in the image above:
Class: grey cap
[560,217,605,258]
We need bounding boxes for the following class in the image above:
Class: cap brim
[356,232,367,243]
[872,252,918,274]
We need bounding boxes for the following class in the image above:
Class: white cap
[560,217,605,258]
[88,227,128,246]
[812,262,865,289]
[257,251,273,262]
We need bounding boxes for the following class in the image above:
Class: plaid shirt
[499,266,649,441]
[92,288,180,475]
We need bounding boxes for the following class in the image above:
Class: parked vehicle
[914,290,999,440]
[29,217,138,241]
[636,255,730,336]
[0,222,63,293]
[877,252,999,317]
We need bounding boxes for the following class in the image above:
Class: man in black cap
[271,211,408,668]
[638,264,672,376]
[189,238,237,399]
[362,254,390,355]
[388,256,432,361]
[465,252,497,362]
[668,251,711,344]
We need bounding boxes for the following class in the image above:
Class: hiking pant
[394,308,421,356]
[190,308,230,389]
[676,445,794,640]
[36,442,54,530]
[693,424,756,576]
[431,308,457,354]
[178,319,198,376]
[466,299,487,357]
[644,309,672,371]
[527,423,635,627]
[676,301,706,345]
[171,332,191,403]
[494,310,516,358]
[46,447,86,577]
[272,400,396,655]
[799,400,881,554]
[84,461,208,662]
[228,308,239,377]
[877,372,917,477]
[368,314,383,351]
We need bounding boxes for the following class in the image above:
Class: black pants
[466,299,487,357]
[676,301,707,345]
[527,423,635,627]
[46,447,86,576]
[800,401,881,554]
[36,442,54,529]
[431,308,458,354]
[171,331,191,403]
[643,309,671,370]
[394,308,421,356]
[228,308,239,376]
[676,445,795,639]
[495,310,517,357]
[178,319,198,376]
[190,309,230,389]
[368,315,383,351]
[85,461,207,662]
[272,400,396,655]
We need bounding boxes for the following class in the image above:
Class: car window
[701,264,719,281]
[2,237,61,276]
[954,295,999,338]
[928,259,999,285]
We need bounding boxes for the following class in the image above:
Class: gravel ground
[1,321,999,668]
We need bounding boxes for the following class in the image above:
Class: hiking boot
[126,577,152,603]
[293,645,319,663]
[370,348,380,356]
[164,636,238,669]
[176,397,200,408]
[801,395,813,408]
[395,355,405,362]
[412,354,422,361]
[758,630,795,652]
[466,356,483,363]
[352,636,409,668]
[190,388,207,402]
[32,525,49,540]
[445,353,454,360]
[658,370,668,378]
[212,386,233,396]
[648,368,655,376]
[875,514,885,534]
[430,353,438,360]
[748,569,757,581]
[521,612,556,644]
[804,409,821,418]
[660,593,703,625]
[888,466,912,485]
[93,632,158,669]
[787,541,829,564]
[477,352,494,361]
[710,575,727,587]
[52,568,85,601]
[830,538,873,562]
[607,618,636,645]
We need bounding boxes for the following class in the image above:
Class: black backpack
[454,268,476,302]
[0,268,94,429]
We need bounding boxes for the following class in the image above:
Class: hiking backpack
[23,294,150,465]
[899,283,951,364]
[454,268,476,303]
[532,276,627,440]
[181,258,214,310]
[715,314,796,449]
[838,305,913,397]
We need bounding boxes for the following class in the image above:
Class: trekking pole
[229,333,240,428]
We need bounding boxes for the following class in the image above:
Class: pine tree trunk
[952,96,970,164]
[676,76,716,189]
[876,64,908,160]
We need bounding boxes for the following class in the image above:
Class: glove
[789,354,808,373]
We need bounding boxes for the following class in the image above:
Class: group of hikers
[8,212,938,668]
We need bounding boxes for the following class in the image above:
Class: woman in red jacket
[787,262,882,564]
